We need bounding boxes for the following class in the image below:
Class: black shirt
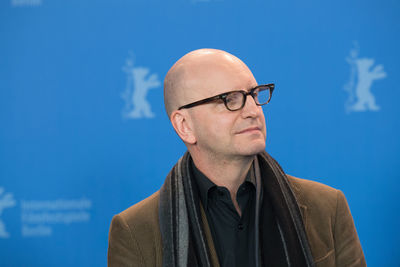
[191,160,256,267]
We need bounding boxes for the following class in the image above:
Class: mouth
[236,126,262,134]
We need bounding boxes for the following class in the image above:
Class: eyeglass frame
[177,83,275,111]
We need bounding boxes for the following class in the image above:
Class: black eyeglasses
[178,83,275,111]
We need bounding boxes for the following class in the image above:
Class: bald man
[108,49,366,267]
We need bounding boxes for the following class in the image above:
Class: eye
[225,92,242,103]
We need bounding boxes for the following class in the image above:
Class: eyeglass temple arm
[178,95,222,110]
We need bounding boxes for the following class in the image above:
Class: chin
[238,140,266,156]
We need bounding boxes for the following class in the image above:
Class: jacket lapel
[286,174,308,230]
[298,204,308,230]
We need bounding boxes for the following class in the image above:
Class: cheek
[204,122,227,141]
[260,112,267,135]
[192,113,221,141]
[262,121,267,137]
[214,117,235,137]
[192,108,236,140]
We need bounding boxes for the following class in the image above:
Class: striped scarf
[159,151,315,267]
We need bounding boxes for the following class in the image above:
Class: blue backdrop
[1,0,399,266]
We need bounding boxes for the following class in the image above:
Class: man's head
[164,49,268,161]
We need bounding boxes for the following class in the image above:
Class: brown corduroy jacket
[108,175,366,267]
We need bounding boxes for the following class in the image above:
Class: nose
[241,94,261,118]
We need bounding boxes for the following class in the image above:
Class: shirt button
[238,223,244,230]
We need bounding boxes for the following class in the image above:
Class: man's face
[186,57,267,160]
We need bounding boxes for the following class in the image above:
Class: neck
[190,150,254,215]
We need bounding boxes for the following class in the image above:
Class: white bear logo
[344,43,387,112]
[121,53,161,119]
[0,187,16,238]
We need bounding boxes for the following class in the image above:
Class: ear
[170,110,197,145]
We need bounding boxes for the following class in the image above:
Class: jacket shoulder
[119,190,160,226]
[286,175,366,266]
[108,191,162,267]
[118,191,162,252]
[287,174,339,212]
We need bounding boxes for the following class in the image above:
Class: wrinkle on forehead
[164,49,255,117]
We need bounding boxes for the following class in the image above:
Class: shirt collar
[190,158,256,210]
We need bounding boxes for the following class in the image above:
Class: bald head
[163,49,256,118]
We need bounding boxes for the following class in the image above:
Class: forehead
[183,58,257,101]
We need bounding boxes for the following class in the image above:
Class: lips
[236,126,262,134]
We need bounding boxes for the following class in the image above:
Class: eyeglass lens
[225,87,271,110]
